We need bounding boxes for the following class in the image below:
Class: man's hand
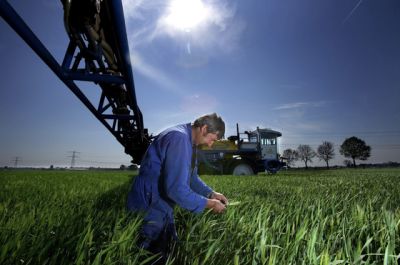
[206,199,226,213]
[210,192,229,205]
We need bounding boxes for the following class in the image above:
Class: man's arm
[191,174,229,205]
[162,134,208,213]
[190,172,213,198]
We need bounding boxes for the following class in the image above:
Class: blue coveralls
[126,123,213,248]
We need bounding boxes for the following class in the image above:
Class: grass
[0,168,399,264]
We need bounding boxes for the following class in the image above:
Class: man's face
[199,125,219,147]
[202,131,219,148]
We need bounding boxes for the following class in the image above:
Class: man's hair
[193,113,225,139]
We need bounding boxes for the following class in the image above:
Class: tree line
[282,136,371,169]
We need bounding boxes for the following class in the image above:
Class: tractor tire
[231,162,254,176]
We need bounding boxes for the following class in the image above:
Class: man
[127,113,228,257]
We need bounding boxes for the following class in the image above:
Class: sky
[0,0,399,168]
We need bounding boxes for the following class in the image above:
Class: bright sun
[163,0,212,32]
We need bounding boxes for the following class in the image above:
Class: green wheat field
[1,168,399,265]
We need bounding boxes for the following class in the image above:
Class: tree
[297,144,316,169]
[340,136,371,167]
[282,149,299,167]
[317,141,335,169]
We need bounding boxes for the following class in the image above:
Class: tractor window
[249,135,258,143]
[261,138,276,145]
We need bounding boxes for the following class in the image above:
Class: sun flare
[163,0,212,32]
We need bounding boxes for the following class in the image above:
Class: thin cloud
[122,0,159,21]
[274,101,326,110]
[180,93,218,114]
[128,25,157,48]
[130,50,184,95]
[123,0,245,56]
[342,0,364,24]
[275,102,309,110]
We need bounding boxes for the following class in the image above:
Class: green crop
[0,168,399,264]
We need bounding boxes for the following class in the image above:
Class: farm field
[0,168,399,265]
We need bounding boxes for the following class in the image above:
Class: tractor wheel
[232,162,254,176]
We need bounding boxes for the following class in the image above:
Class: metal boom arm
[0,0,151,164]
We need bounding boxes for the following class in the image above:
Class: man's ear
[201,125,208,135]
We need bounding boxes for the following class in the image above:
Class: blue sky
[1,0,399,168]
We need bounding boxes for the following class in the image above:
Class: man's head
[192,113,225,147]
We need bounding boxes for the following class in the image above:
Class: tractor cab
[248,127,282,160]
[242,127,284,173]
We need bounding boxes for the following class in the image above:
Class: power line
[79,159,126,165]
[283,132,400,138]
[280,143,400,151]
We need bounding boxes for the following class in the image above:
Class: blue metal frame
[0,0,150,163]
